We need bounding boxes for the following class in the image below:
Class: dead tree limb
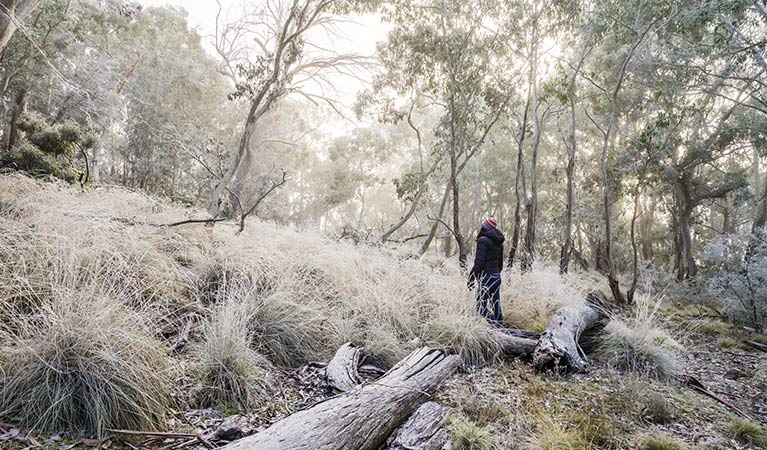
[221,347,461,450]
[387,402,451,450]
[743,340,767,353]
[533,291,609,372]
[678,374,753,420]
[326,342,363,392]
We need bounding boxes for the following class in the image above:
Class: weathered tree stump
[221,347,461,450]
[533,291,609,372]
[387,401,451,450]
[326,342,363,392]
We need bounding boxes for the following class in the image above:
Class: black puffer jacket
[469,229,505,280]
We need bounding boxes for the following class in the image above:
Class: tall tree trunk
[6,87,26,150]
[447,62,467,267]
[627,188,641,303]
[639,195,655,262]
[676,173,697,279]
[600,111,625,303]
[752,172,767,231]
[0,0,40,57]
[508,75,532,268]
[520,14,540,273]
[560,97,577,275]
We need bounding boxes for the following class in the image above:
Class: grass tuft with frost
[193,294,273,409]
[595,295,684,379]
[0,284,173,436]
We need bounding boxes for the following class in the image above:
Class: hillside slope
[0,174,765,449]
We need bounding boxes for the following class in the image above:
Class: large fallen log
[533,291,609,372]
[387,401,451,450]
[326,342,363,392]
[493,331,538,357]
[222,347,461,450]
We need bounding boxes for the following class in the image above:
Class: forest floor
[3,313,764,450]
[1,174,766,450]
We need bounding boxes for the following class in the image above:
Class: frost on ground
[0,174,765,449]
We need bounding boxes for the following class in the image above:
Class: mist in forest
[1,0,766,448]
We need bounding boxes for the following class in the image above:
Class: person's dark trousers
[477,273,503,326]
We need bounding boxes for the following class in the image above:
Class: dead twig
[678,374,753,420]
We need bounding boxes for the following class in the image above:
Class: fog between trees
[1,0,766,321]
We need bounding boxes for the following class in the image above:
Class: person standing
[468,217,505,326]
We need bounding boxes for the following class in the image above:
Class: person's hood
[484,228,505,244]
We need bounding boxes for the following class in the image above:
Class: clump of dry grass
[524,415,584,450]
[450,418,496,450]
[595,295,684,379]
[193,295,273,409]
[0,281,173,436]
[501,262,592,331]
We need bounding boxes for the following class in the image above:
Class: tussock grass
[693,319,730,336]
[726,418,767,446]
[595,295,683,379]
[501,263,590,331]
[0,173,605,434]
[450,419,495,450]
[193,295,273,409]
[0,284,173,436]
[524,415,584,450]
[636,433,689,450]
[716,337,738,349]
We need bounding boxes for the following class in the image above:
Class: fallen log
[493,331,538,357]
[326,342,364,392]
[222,347,461,450]
[533,291,609,373]
[387,402,451,450]
[743,340,767,353]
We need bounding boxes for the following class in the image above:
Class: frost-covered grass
[1,174,600,433]
[595,294,684,379]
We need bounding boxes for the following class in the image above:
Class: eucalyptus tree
[0,0,40,56]
[501,0,578,272]
[207,0,371,225]
[367,0,513,264]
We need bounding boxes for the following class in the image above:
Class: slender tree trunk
[447,64,467,267]
[752,172,767,231]
[508,81,532,267]
[639,195,655,261]
[6,87,26,150]
[600,111,625,303]
[627,188,641,303]
[520,15,541,273]
[560,97,577,275]
[416,180,451,257]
